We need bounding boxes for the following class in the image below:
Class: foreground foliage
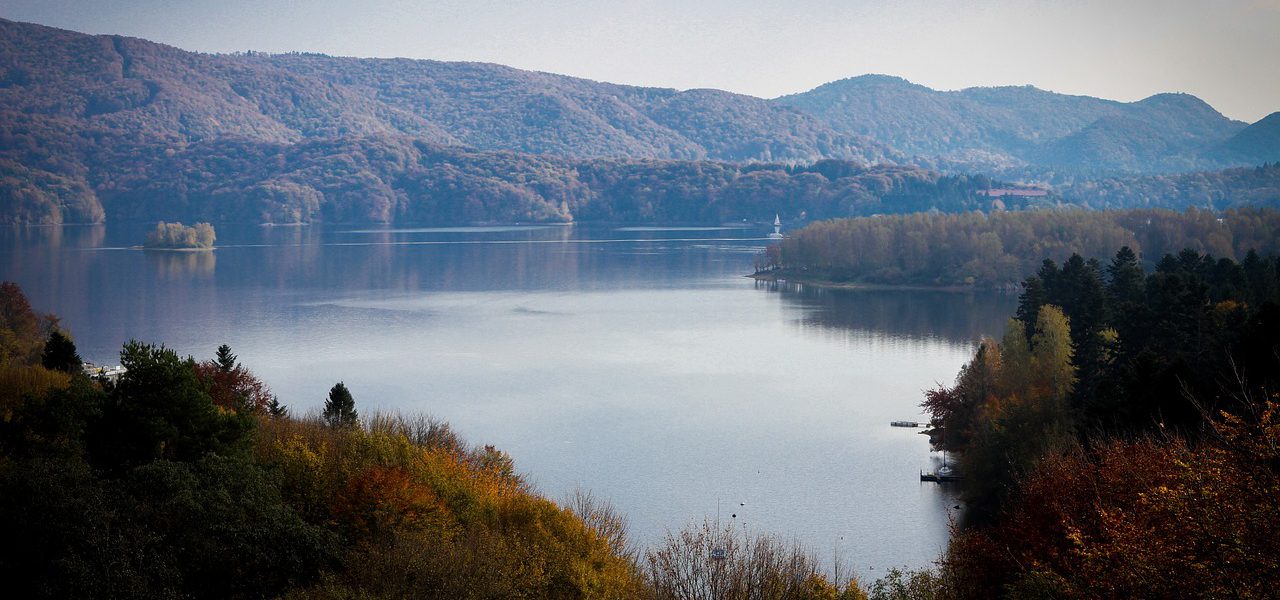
[0,281,648,598]
[914,247,1280,598]
[646,520,865,600]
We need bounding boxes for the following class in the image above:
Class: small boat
[767,214,784,239]
[921,451,961,482]
[920,470,962,483]
[890,421,924,428]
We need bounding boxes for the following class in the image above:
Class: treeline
[2,129,1004,225]
[773,207,1280,287]
[0,282,869,599]
[912,248,1280,597]
[1059,162,1280,211]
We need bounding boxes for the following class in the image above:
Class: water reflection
[756,280,1017,346]
[145,250,217,279]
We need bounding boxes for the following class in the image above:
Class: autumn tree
[194,345,274,413]
[0,282,54,366]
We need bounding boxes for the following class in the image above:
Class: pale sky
[3,0,1278,122]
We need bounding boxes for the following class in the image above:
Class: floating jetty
[890,421,926,428]
[920,468,962,483]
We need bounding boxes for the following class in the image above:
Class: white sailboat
[767,214,784,239]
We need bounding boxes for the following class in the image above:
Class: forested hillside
[3,18,1278,225]
[915,248,1280,597]
[1,125,1009,226]
[1059,162,1280,210]
[771,208,1280,287]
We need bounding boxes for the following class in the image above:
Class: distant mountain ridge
[0,18,1277,224]
[778,76,1252,173]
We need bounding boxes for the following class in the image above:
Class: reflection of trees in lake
[146,250,216,279]
[212,225,751,294]
[757,280,1017,345]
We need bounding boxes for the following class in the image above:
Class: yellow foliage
[255,413,645,598]
[0,363,71,419]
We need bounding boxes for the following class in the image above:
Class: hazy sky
[4,0,1278,122]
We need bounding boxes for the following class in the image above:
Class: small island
[143,221,216,250]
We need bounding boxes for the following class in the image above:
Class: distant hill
[778,76,1253,173]
[1216,112,1280,164]
[248,54,897,164]
[0,18,1277,224]
[0,19,892,166]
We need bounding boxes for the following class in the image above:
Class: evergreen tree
[41,330,82,373]
[1106,247,1144,301]
[266,395,288,418]
[1106,246,1146,345]
[1016,270,1048,342]
[215,344,237,372]
[91,341,252,471]
[1241,249,1279,307]
[322,382,357,428]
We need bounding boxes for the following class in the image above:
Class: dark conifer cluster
[919,247,1280,597]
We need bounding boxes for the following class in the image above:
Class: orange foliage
[331,465,453,539]
[193,361,274,412]
[944,399,1280,599]
[254,414,645,597]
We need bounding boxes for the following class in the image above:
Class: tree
[194,345,274,413]
[1106,246,1145,307]
[323,382,358,428]
[0,281,53,366]
[90,341,252,470]
[215,344,237,372]
[266,395,288,418]
[1016,270,1048,342]
[998,317,1033,396]
[41,330,82,373]
[1031,305,1076,404]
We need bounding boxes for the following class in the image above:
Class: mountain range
[1,18,1276,224]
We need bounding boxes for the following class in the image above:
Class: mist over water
[4,223,1015,579]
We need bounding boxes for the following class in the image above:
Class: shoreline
[747,270,1012,293]
[135,246,216,252]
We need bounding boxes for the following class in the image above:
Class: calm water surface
[3,224,1015,579]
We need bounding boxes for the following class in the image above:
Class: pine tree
[41,330,83,373]
[266,395,288,418]
[322,382,358,428]
[215,344,238,372]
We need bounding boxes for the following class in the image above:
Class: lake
[3,223,1016,580]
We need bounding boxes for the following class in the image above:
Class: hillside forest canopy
[768,207,1280,288]
[910,245,1280,598]
[1,18,1279,226]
